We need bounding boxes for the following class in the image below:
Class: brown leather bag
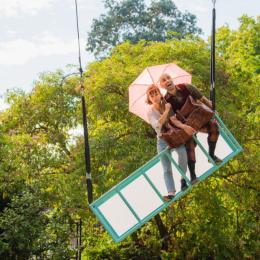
[161,121,192,148]
[177,95,214,130]
[161,95,214,148]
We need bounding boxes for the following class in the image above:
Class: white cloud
[0,32,85,65]
[6,29,17,36]
[0,0,87,17]
[0,98,10,111]
[0,0,57,17]
[173,0,208,13]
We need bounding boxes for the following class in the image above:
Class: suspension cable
[210,0,216,110]
[75,0,83,77]
[74,0,93,204]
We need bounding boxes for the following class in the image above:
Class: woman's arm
[158,103,171,125]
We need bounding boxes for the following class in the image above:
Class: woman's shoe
[163,194,175,201]
[181,179,188,191]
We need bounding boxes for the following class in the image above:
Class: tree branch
[217,169,258,178]
[222,177,259,192]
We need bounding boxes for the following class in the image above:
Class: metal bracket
[86,172,92,179]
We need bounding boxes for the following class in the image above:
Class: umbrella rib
[129,92,147,109]
[154,63,171,85]
[172,75,189,80]
[162,63,171,75]
[146,68,156,85]
[129,83,151,87]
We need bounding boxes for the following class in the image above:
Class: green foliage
[0,188,75,259]
[87,0,202,58]
[0,71,84,259]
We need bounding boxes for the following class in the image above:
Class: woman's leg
[175,144,189,190]
[175,145,188,174]
[157,138,176,194]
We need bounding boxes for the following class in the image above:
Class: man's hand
[183,125,196,136]
[201,96,212,108]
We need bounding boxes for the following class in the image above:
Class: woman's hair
[146,84,162,105]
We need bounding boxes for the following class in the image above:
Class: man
[159,73,222,190]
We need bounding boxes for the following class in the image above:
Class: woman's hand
[159,103,172,126]
[183,125,196,136]
[165,103,171,111]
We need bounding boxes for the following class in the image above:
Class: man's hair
[146,84,162,105]
[159,73,174,87]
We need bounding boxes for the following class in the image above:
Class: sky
[0,0,259,110]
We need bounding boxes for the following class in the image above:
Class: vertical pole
[74,0,93,203]
[210,0,216,111]
[81,83,93,203]
[79,219,82,260]
[75,221,79,260]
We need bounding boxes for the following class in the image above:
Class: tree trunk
[154,214,168,251]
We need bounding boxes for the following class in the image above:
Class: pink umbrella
[129,63,192,123]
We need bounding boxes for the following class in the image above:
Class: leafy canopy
[86,0,202,58]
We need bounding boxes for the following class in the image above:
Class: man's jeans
[157,138,187,193]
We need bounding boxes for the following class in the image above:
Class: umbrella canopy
[129,63,192,123]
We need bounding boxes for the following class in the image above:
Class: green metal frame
[90,114,242,242]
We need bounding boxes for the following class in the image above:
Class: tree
[0,72,85,259]
[86,0,202,58]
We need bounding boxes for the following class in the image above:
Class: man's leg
[185,138,198,188]
[207,120,222,164]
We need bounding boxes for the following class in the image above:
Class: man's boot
[208,140,222,164]
[188,160,199,184]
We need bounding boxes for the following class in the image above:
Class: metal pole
[76,222,79,260]
[210,0,216,111]
[79,219,82,260]
[74,0,93,203]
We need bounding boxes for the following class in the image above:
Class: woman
[146,84,188,201]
